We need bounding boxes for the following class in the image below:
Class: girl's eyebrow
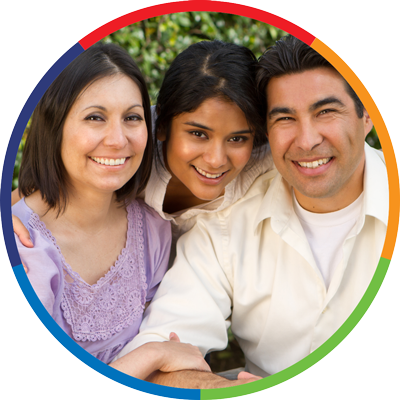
[183,121,252,135]
[183,121,213,131]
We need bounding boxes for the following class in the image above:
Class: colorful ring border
[1,1,398,399]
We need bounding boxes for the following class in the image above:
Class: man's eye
[277,116,293,121]
[319,109,334,115]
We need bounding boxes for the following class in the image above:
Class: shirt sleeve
[16,229,64,317]
[141,202,172,302]
[113,212,233,360]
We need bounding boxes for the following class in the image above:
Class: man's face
[266,67,373,212]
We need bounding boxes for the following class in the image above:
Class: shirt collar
[254,143,388,232]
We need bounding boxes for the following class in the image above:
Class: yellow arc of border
[311,38,399,260]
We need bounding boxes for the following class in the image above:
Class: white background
[1,1,399,399]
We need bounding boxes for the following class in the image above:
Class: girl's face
[158,97,254,200]
[61,74,148,196]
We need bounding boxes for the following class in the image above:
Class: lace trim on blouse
[28,200,148,342]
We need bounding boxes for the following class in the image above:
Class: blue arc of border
[1,43,199,400]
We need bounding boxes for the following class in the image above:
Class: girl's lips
[192,165,229,185]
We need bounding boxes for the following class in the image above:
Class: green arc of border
[201,256,391,399]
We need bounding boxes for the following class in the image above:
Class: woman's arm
[109,333,210,380]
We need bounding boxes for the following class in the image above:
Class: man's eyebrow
[309,97,345,111]
[268,107,295,119]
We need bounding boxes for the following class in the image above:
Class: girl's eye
[190,131,207,138]
[228,136,248,143]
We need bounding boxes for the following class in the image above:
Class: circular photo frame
[2,1,399,399]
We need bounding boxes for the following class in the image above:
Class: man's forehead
[266,67,350,110]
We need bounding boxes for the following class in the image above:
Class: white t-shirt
[293,192,364,288]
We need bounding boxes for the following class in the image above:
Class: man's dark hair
[256,35,364,118]
[19,43,153,215]
[155,40,268,163]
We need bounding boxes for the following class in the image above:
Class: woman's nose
[103,121,128,149]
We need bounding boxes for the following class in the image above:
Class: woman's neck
[26,188,121,234]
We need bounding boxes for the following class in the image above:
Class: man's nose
[295,120,323,151]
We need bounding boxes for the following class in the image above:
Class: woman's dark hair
[256,35,364,118]
[155,40,267,165]
[19,42,153,215]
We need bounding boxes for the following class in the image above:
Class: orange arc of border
[311,39,399,260]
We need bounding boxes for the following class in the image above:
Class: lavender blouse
[13,198,171,364]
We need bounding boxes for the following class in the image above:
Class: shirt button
[322,307,328,314]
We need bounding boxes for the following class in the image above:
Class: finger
[237,371,262,380]
[22,262,28,274]
[12,216,33,248]
[168,332,180,342]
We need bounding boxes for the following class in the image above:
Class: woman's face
[61,74,147,196]
[159,97,254,200]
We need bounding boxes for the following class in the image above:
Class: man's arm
[146,370,261,389]
[114,215,233,361]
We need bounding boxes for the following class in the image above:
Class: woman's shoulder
[127,198,171,232]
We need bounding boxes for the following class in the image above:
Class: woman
[14,40,273,263]
[12,42,210,378]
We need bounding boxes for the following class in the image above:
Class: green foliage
[102,12,287,104]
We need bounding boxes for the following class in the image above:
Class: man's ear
[363,109,373,139]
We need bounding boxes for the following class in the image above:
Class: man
[115,35,388,387]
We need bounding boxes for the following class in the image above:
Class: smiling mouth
[90,157,127,166]
[296,157,332,169]
[193,166,228,179]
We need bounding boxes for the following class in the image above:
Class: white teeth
[194,166,225,179]
[90,157,126,166]
[297,158,331,169]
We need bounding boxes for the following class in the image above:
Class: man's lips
[292,156,334,176]
[294,157,333,169]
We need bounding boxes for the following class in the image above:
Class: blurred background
[11,11,382,372]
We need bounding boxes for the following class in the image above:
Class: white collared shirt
[116,144,388,377]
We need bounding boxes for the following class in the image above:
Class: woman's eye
[85,115,103,121]
[126,115,143,122]
[277,116,293,122]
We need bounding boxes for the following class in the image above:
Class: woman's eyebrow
[82,104,143,112]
